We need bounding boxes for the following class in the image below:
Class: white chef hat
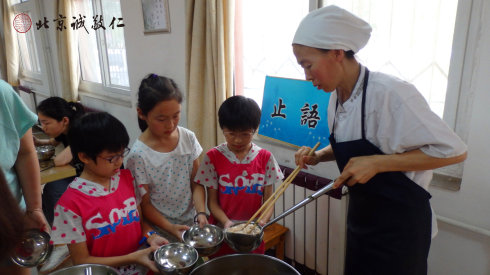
[292,5,372,53]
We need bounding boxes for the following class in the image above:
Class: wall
[426,0,490,274]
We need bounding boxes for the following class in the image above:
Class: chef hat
[292,5,372,53]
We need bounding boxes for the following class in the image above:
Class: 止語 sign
[259,76,331,149]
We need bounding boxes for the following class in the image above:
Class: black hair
[137,74,183,131]
[318,48,355,59]
[37,97,85,123]
[0,168,24,260]
[68,112,129,163]
[218,95,261,131]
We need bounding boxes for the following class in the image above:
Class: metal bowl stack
[36,145,56,161]
[153,243,199,275]
[182,224,224,257]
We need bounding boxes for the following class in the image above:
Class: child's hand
[258,219,268,227]
[133,246,159,273]
[147,234,168,247]
[196,215,209,228]
[170,224,190,241]
[223,220,234,229]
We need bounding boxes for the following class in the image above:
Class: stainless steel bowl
[36,145,56,161]
[48,264,120,275]
[224,221,263,253]
[154,243,199,275]
[182,224,224,257]
[11,229,53,267]
[190,254,300,275]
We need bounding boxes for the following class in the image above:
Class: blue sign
[259,76,331,149]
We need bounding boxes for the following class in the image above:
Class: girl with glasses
[51,112,168,275]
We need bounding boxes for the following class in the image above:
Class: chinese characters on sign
[23,14,125,33]
[300,103,320,129]
[271,98,286,119]
[270,99,321,129]
[260,76,331,148]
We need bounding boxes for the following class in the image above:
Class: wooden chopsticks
[245,142,321,229]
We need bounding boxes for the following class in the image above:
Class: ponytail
[67,101,86,120]
[37,97,86,128]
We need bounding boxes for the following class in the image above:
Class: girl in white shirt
[126,74,208,241]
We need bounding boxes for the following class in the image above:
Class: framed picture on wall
[141,0,171,33]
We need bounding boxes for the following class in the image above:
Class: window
[75,0,130,101]
[236,0,471,179]
[323,0,458,118]
[12,0,52,96]
[235,0,309,107]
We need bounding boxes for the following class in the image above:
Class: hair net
[293,5,372,53]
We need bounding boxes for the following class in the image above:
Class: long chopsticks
[244,142,321,229]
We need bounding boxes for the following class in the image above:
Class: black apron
[329,69,432,275]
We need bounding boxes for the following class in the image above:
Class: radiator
[272,166,347,275]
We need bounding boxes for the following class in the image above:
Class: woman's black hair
[37,97,85,123]
[137,74,183,131]
[319,48,355,59]
[68,112,129,163]
[218,95,261,131]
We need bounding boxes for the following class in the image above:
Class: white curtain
[186,0,235,152]
[2,0,19,85]
[56,0,80,101]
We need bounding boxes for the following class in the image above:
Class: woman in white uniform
[292,6,467,275]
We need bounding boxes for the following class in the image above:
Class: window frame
[12,0,53,97]
[77,0,131,105]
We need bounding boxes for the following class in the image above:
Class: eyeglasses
[97,148,130,164]
[223,130,256,140]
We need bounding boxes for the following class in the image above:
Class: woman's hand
[25,208,50,233]
[147,234,168,247]
[334,155,381,188]
[294,146,321,169]
[132,246,159,273]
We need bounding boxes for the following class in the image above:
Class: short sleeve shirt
[51,169,146,275]
[0,80,38,207]
[328,65,467,190]
[195,143,283,221]
[125,126,203,225]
